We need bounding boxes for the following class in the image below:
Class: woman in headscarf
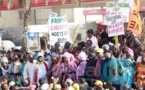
[47,55,63,83]
[134,52,145,87]
[61,54,77,82]
[76,51,87,81]
[63,52,76,63]
[125,48,135,62]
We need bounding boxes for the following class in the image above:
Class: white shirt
[1,64,12,76]
[86,35,98,48]
[136,56,142,63]
[31,61,49,85]
[23,60,37,80]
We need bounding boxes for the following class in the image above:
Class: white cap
[102,44,110,51]
[37,52,43,57]
[65,78,73,85]
[40,83,49,90]
[78,51,87,61]
[1,57,8,63]
[9,81,15,87]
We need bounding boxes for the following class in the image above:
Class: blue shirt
[21,61,27,76]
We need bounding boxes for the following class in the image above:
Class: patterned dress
[61,62,77,82]
[134,63,145,86]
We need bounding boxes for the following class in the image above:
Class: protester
[31,53,49,85]
[76,51,87,81]
[134,52,145,87]
[24,54,36,80]
[61,54,77,82]
[0,28,145,90]
[95,48,106,81]
[47,55,62,83]
[86,29,99,48]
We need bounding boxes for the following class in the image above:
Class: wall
[0,7,102,46]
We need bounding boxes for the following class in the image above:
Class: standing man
[31,53,49,85]
[86,29,99,48]
[84,47,98,86]
[24,53,36,80]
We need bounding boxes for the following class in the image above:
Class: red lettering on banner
[51,25,67,30]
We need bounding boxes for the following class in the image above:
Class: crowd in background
[0,23,145,90]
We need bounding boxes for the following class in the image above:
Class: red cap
[98,22,104,26]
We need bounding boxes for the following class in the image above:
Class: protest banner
[104,1,134,37]
[49,15,72,46]
[127,0,142,36]
[104,2,125,37]
[27,32,41,52]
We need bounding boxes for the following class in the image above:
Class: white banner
[118,0,134,22]
[104,1,134,37]
[49,15,72,46]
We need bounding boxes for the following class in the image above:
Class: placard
[48,15,72,46]
[104,1,134,37]
[50,12,57,17]
[27,32,40,51]
[127,0,142,36]
[104,2,125,37]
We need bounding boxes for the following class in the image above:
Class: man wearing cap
[31,53,49,85]
[86,29,98,48]
[0,57,11,76]
[94,48,106,81]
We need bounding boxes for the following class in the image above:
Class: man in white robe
[31,53,49,85]
[23,54,37,80]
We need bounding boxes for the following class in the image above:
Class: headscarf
[78,51,87,61]
[63,52,75,62]
[104,52,111,59]
[126,48,134,56]
[102,44,110,51]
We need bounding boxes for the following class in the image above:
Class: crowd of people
[0,26,145,90]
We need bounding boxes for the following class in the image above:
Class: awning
[0,0,102,11]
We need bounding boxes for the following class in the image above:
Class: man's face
[29,55,34,62]
[87,33,92,38]
[65,42,70,48]
[2,62,8,68]
[77,45,83,50]
[54,43,60,49]
[30,36,34,40]
[38,56,43,62]
[97,25,104,31]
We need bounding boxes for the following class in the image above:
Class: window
[19,11,24,20]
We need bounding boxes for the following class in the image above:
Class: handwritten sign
[104,1,134,37]
[127,0,142,36]
[49,15,72,46]
[27,32,41,52]
[104,2,124,37]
